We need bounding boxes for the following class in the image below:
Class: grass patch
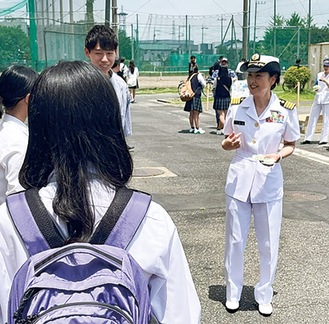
[138,85,315,105]
[138,87,177,94]
[274,87,315,102]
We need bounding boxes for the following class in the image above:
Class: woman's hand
[259,153,282,166]
[222,132,241,151]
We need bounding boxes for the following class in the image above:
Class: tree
[260,12,329,70]
[86,0,94,29]
[118,29,132,60]
[263,13,313,68]
[0,26,30,69]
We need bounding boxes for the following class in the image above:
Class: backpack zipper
[30,301,134,323]
[34,244,122,273]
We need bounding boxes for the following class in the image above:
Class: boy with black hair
[84,25,132,142]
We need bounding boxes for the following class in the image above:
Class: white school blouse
[0,180,201,324]
[0,114,28,205]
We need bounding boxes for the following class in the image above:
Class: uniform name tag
[234,120,245,125]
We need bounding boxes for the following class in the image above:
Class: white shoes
[194,128,205,134]
[258,303,273,316]
[225,300,239,313]
[189,128,195,133]
[225,301,273,316]
[216,129,223,135]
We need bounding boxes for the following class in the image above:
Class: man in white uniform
[222,53,300,316]
[301,58,329,145]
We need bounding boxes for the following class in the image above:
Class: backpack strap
[90,187,152,249]
[6,188,64,256]
[6,186,151,254]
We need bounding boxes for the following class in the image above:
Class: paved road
[128,94,329,324]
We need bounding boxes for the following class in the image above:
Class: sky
[117,0,328,26]
[115,0,329,44]
[1,0,328,44]
[116,0,329,44]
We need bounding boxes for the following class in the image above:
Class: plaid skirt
[213,97,231,111]
[184,96,203,113]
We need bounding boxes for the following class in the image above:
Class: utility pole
[308,0,311,46]
[274,0,277,56]
[28,0,38,70]
[112,0,118,37]
[185,15,188,54]
[242,0,249,60]
[248,0,252,58]
[86,0,94,28]
[131,24,134,60]
[105,0,111,27]
[136,14,139,66]
[253,1,266,53]
[69,0,73,23]
[59,0,63,23]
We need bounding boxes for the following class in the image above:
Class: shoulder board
[279,98,296,110]
[230,97,246,105]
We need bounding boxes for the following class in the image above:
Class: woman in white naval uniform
[221,54,300,316]
[0,62,201,323]
[301,58,329,145]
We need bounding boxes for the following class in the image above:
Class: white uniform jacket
[314,71,329,104]
[0,114,28,205]
[223,94,300,203]
[110,73,132,137]
[0,180,201,324]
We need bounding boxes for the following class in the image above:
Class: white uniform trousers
[305,102,329,142]
[224,195,282,305]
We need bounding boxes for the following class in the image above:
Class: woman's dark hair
[0,65,38,110]
[269,71,280,90]
[129,60,135,74]
[19,61,133,242]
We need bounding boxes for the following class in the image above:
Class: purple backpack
[6,187,156,324]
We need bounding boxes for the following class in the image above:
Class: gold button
[252,139,257,144]
[254,122,259,127]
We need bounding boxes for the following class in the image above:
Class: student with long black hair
[0,65,38,204]
[0,61,200,323]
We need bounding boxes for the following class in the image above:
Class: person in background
[301,57,329,146]
[112,58,121,73]
[209,56,223,78]
[126,60,139,103]
[221,53,300,316]
[220,57,238,81]
[189,55,199,77]
[0,61,201,324]
[235,58,247,80]
[183,72,206,134]
[118,57,128,82]
[84,25,132,148]
[0,65,38,204]
[213,66,232,135]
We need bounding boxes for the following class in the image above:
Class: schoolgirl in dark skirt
[213,67,232,134]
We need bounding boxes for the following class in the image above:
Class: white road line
[294,147,329,166]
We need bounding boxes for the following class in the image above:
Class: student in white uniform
[301,58,329,145]
[84,25,133,145]
[0,61,201,324]
[0,65,38,204]
[221,54,300,316]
